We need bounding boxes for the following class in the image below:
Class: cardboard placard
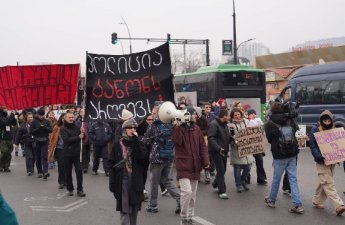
[235,126,265,157]
[314,127,345,165]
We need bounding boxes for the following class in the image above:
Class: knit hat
[246,108,256,115]
[119,109,134,121]
[122,118,138,129]
[37,108,45,116]
[194,107,202,118]
[186,106,196,115]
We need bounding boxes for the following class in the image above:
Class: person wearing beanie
[109,116,146,225]
[309,110,345,215]
[120,109,134,121]
[30,107,52,179]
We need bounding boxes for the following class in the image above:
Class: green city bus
[174,64,266,120]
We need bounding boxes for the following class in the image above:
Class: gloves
[315,156,325,164]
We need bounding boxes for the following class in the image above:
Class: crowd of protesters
[1,97,345,225]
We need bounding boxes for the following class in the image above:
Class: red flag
[0,64,80,110]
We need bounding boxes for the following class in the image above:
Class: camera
[281,101,299,118]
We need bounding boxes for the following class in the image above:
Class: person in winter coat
[0,188,19,225]
[60,112,86,197]
[14,112,35,176]
[30,108,52,179]
[309,110,345,216]
[264,102,303,214]
[47,113,66,189]
[208,109,231,199]
[229,108,255,193]
[172,107,210,225]
[74,109,91,174]
[0,106,16,172]
[108,118,146,225]
[89,121,113,176]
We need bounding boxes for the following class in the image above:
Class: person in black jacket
[30,108,52,179]
[207,109,231,199]
[109,118,146,225]
[60,112,86,197]
[89,121,113,176]
[264,102,303,214]
[0,106,17,172]
[14,112,35,176]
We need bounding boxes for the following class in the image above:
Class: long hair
[57,113,66,127]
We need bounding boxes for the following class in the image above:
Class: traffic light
[111,33,118,44]
[167,33,171,43]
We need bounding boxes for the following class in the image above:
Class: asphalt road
[1,146,345,225]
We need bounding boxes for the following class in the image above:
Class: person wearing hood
[309,110,345,216]
[0,106,17,172]
[172,107,210,225]
[264,102,303,214]
[108,118,146,225]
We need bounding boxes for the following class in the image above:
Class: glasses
[126,127,137,130]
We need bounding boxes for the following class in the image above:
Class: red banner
[0,64,80,110]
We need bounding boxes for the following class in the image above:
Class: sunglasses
[126,127,137,130]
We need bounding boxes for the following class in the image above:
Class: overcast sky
[1,0,344,67]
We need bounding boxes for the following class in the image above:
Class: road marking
[30,199,88,212]
[192,216,215,225]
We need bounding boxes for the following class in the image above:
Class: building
[237,42,270,64]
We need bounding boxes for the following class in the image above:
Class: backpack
[272,121,297,155]
[157,123,174,159]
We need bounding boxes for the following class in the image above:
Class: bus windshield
[222,71,264,86]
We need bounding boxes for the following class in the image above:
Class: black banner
[85,43,174,121]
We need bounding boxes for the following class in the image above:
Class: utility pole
[233,0,238,65]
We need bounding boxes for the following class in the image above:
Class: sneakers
[83,168,88,174]
[257,181,267,186]
[312,202,324,209]
[143,190,149,202]
[146,205,158,213]
[58,184,65,189]
[336,206,345,216]
[237,186,245,193]
[77,191,86,197]
[37,174,43,178]
[3,168,11,172]
[27,172,32,176]
[205,171,211,184]
[92,171,98,175]
[67,191,74,196]
[43,173,50,179]
[289,205,304,214]
[161,189,169,196]
[282,189,290,195]
[264,196,275,208]
[175,201,181,214]
[242,183,250,191]
[218,193,229,199]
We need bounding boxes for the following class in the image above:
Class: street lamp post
[236,38,255,53]
[119,16,132,54]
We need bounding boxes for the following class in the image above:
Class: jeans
[24,143,35,173]
[268,156,302,206]
[55,148,65,185]
[149,162,180,206]
[233,164,251,187]
[35,141,49,174]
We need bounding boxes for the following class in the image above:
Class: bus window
[296,80,345,105]
[222,71,263,86]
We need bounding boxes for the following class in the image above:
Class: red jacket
[172,124,210,180]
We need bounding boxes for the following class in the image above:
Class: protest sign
[314,127,345,165]
[85,43,174,121]
[235,125,265,157]
[0,64,79,110]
